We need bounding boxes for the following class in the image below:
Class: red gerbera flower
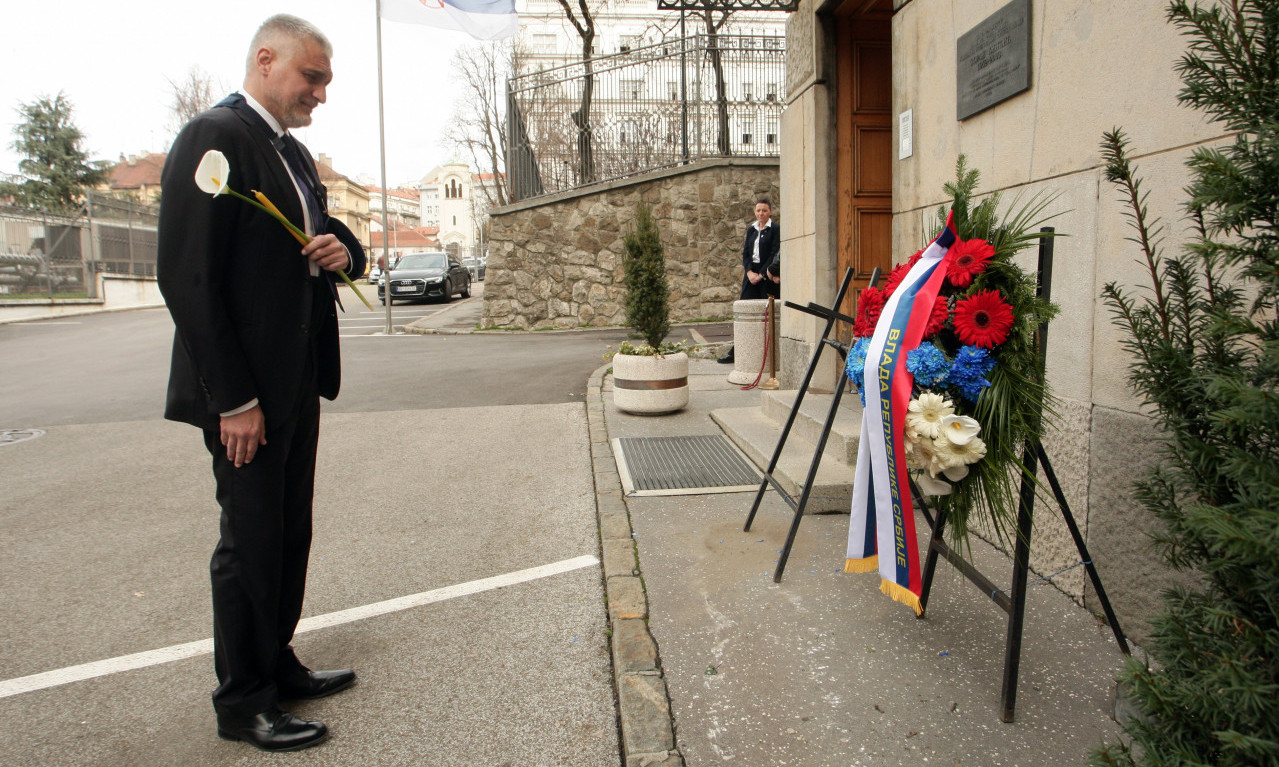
[922,294,949,338]
[882,262,911,297]
[953,289,1014,348]
[946,238,995,288]
[853,287,886,337]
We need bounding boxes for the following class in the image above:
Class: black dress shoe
[717,348,735,364]
[216,707,328,752]
[278,668,356,700]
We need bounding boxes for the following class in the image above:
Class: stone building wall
[482,158,779,330]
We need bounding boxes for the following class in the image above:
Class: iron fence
[0,191,158,299]
[506,33,785,201]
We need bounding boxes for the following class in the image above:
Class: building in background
[368,186,421,230]
[370,223,440,262]
[506,0,787,198]
[417,162,503,260]
[316,153,372,262]
[103,153,166,203]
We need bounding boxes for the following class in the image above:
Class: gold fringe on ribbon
[880,579,923,616]
[844,556,878,574]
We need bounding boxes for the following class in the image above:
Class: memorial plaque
[956,0,1032,120]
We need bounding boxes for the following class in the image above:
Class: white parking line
[0,555,599,699]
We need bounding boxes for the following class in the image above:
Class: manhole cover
[612,435,761,496]
[0,429,45,447]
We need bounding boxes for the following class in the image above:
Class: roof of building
[108,153,166,190]
[370,224,440,249]
[367,186,421,201]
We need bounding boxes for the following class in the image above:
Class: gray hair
[245,14,332,72]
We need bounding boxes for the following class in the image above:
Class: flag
[845,212,958,615]
[380,0,518,41]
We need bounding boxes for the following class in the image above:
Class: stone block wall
[482,158,779,330]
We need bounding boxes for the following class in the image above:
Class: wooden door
[835,5,892,340]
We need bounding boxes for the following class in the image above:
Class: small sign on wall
[956,0,1032,120]
[899,109,914,160]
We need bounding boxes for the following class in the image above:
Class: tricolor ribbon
[846,212,958,615]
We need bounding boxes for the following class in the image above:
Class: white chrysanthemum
[906,392,954,440]
[939,414,981,446]
[933,431,987,470]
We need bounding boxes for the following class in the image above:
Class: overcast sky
[2,1,481,188]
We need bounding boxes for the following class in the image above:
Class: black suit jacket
[743,222,780,275]
[157,103,366,431]
[740,221,780,299]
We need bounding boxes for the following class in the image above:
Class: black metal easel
[743,267,870,583]
[914,228,1131,722]
[744,231,1132,722]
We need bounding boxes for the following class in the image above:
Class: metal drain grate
[612,435,761,496]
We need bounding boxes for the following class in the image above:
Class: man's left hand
[302,233,350,272]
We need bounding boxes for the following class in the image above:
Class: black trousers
[739,269,779,300]
[203,384,318,715]
[203,349,322,716]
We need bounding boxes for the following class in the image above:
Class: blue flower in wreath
[846,337,871,387]
[950,345,996,402]
[846,336,872,406]
[906,342,950,388]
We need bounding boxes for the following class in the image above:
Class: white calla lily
[915,472,953,496]
[942,463,969,482]
[194,150,230,197]
[939,414,981,446]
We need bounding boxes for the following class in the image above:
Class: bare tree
[556,0,598,183]
[167,66,221,136]
[445,42,522,207]
[690,3,734,156]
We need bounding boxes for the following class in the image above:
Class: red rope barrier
[740,300,773,391]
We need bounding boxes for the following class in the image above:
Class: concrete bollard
[728,298,770,385]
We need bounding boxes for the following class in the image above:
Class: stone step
[710,405,853,514]
[759,388,863,465]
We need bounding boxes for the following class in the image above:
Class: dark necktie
[272,133,327,236]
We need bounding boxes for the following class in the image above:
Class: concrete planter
[612,351,690,415]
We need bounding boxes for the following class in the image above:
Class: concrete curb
[586,362,685,767]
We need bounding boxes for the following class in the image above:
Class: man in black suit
[719,198,780,364]
[157,14,365,753]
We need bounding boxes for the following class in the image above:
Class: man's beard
[281,104,314,129]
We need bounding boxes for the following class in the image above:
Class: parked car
[376,251,471,304]
[461,257,486,281]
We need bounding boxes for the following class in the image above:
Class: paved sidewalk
[589,360,1130,767]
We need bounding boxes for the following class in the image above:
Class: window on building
[667,81,679,101]
[533,34,555,53]
[621,79,643,100]
[766,118,779,145]
[766,83,778,102]
[742,82,754,101]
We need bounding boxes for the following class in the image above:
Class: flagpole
[376,0,394,335]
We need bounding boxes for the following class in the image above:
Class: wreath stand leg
[915,229,1131,722]
[743,267,864,583]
